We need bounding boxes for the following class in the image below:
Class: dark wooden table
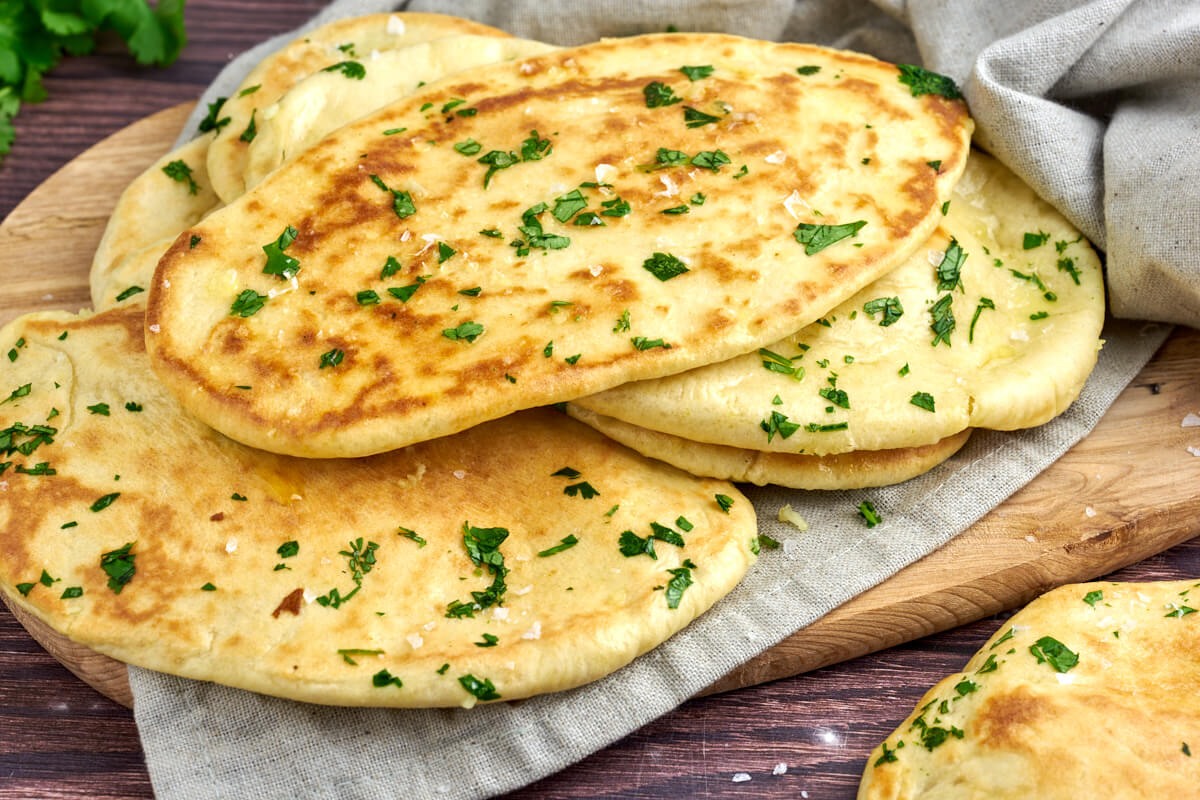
[1,3,1197,797]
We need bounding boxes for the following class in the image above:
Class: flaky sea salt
[406,633,423,649]
[302,588,316,604]
[225,537,237,553]
[492,607,509,620]
[1188,446,1200,457]
[773,763,788,775]
[453,470,466,479]
[386,15,406,34]
[765,150,786,164]
[1182,413,1200,427]
[1085,506,1096,517]
[731,773,751,783]
[521,621,542,640]
[148,324,160,333]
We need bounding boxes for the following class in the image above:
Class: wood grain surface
[0,3,1197,798]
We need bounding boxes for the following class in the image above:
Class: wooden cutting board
[2,104,1198,708]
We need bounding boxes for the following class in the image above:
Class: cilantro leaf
[642,252,688,281]
[322,61,365,80]
[793,221,867,255]
[643,81,681,107]
[897,64,961,99]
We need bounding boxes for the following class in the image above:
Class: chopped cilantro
[161,159,198,194]
[1028,636,1078,672]
[318,348,345,369]
[474,633,499,648]
[874,740,903,765]
[613,310,631,333]
[90,492,120,512]
[631,336,670,351]
[519,130,552,162]
[796,65,821,76]
[479,229,503,238]
[819,387,849,409]
[356,290,380,306]
[679,65,713,81]
[643,81,681,107]
[642,252,689,281]
[442,321,484,343]
[552,467,581,478]
[661,205,689,215]
[936,239,966,292]
[372,669,402,688]
[1029,311,1049,321]
[600,197,631,217]
[1023,230,1050,249]
[238,109,257,143]
[369,174,416,219]
[929,294,955,347]
[1057,256,1081,285]
[387,277,426,303]
[564,481,599,499]
[198,97,230,134]
[396,527,426,548]
[229,290,268,317]
[690,149,730,172]
[619,529,657,559]
[969,298,995,343]
[322,61,365,80]
[316,537,378,609]
[690,192,705,205]
[124,402,142,412]
[683,106,721,127]
[732,164,748,179]
[458,287,482,297]
[477,149,519,188]
[1082,590,1103,607]
[60,586,83,599]
[665,562,695,609]
[100,542,136,594]
[115,285,144,302]
[537,535,579,557]
[910,392,936,412]
[454,138,481,156]
[552,189,588,223]
[863,296,904,326]
[896,64,961,99]
[955,679,978,696]
[458,673,500,701]
[261,225,300,279]
[715,494,734,513]
[857,500,881,527]
[793,221,867,255]
[760,410,800,442]
[87,403,110,416]
[276,541,299,559]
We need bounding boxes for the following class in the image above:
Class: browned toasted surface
[858,580,1200,799]
[0,305,756,707]
[148,34,972,458]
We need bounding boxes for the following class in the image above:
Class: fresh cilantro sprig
[0,0,188,163]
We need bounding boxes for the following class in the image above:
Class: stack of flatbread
[0,12,1101,708]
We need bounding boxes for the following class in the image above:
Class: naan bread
[91,136,219,308]
[573,153,1103,455]
[568,406,972,489]
[148,34,973,458]
[0,305,756,707]
[207,12,511,203]
[244,35,559,192]
[859,580,1200,799]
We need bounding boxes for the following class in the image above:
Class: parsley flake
[857,500,881,528]
[454,138,481,156]
[318,348,345,369]
[162,159,198,194]
[239,109,257,143]
[683,106,721,128]
[863,296,904,326]
[969,298,995,342]
[665,562,695,609]
[537,535,579,557]
[793,221,867,255]
[1023,230,1050,249]
[936,239,966,292]
[100,542,136,594]
[1028,636,1078,672]
[796,65,821,76]
[198,97,231,134]
[690,149,730,172]
[896,64,961,99]
[261,225,300,279]
[458,673,500,701]
[642,252,689,281]
[1082,590,1103,607]
[372,669,402,688]
[564,481,599,499]
[115,286,145,302]
[643,81,681,107]
[322,61,365,80]
[679,65,713,81]
[910,392,936,412]
[929,294,955,347]
[760,410,800,442]
[369,174,417,219]
[442,321,484,343]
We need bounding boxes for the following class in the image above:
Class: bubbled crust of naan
[0,306,756,707]
[148,34,972,458]
[575,153,1103,455]
[91,136,219,308]
[568,406,972,489]
[244,35,559,192]
[859,580,1200,800]
[207,12,512,203]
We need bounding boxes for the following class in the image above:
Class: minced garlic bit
[778,504,808,531]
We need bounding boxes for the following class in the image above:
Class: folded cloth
[136,2,1187,798]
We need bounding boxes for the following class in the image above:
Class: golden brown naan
[148,34,973,458]
[0,306,757,707]
[91,136,220,308]
[207,12,512,203]
[859,580,1200,799]
[568,406,972,489]
[573,153,1103,455]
